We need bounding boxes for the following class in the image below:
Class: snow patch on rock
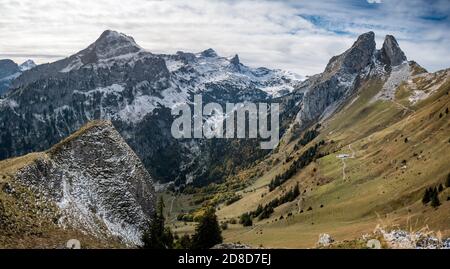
[372,62,410,102]
[15,121,156,246]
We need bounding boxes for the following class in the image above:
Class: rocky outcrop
[14,120,156,245]
[229,54,241,71]
[380,35,407,67]
[317,233,335,247]
[324,31,376,75]
[291,31,413,128]
[374,227,450,249]
[212,243,255,249]
[293,32,376,126]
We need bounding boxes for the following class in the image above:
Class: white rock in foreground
[15,120,156,246]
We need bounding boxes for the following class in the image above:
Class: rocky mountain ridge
[291,31,413,128]
[0,30,302,186]
[8,120,156,245]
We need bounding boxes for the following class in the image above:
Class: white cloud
[0,0,448,75]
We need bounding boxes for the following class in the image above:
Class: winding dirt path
[339,144,356,181]
[341,158,347,181]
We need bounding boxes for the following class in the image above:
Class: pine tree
[142,197,174,249]
[430,190,441,208]
[258,205,274,220]
[422,188,431,204]
[175,234,192,249]
[192,207,223,249]
[252,204,263,218]
[240,212,253,227]
[293,183,300,198]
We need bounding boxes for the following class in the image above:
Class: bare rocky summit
[292,32,413,127]
[380,35,407,67]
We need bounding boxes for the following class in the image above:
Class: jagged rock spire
[342,31,376,73]
[230,54,240,66]
[229,54,241,71]
[380,35,407,66]
[325,31,376,75]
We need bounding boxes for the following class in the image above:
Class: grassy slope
[211,71,450,248]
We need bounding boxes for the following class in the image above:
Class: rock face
[325,31,376,75]
[317,233,334,247]
[374,227,450,249]
[14,120,155,245]
[291,31,414,128]
[212,243,254,249]
[380,35,407,67]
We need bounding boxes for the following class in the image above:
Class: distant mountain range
[0,30,302,187]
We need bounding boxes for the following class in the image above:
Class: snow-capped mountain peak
[91,30,143,59]
[19,59,36,71]
[60,30,147,72]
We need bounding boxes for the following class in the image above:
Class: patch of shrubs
[422,186,441,208]
[239,212,253,227]
[240,184,301,223]
[422,174,450,208]
[293,126,320,151]
[177,213,194,222]
[220,222,228,230]
[225,194,242,206]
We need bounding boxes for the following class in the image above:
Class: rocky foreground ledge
[317,226,450,249]
[4,120,156,246]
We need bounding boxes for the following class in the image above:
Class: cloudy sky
[0,0,449,75]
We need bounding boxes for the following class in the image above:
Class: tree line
[142,197,222,249]
[422,173,450,208]
[240,184,300,226]
[269,140,325,191]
